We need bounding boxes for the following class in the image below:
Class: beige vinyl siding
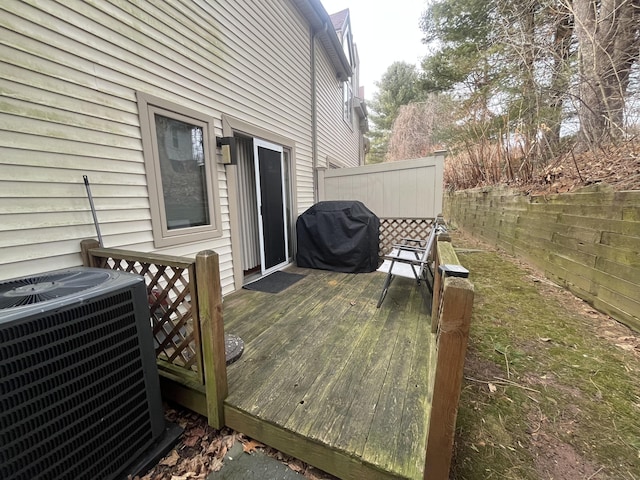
[0,0,313,292]
[315,40,361,168]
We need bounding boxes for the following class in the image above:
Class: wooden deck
[222,266,436,480]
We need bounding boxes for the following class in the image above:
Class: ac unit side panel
[130,276,165,439]
[0,273,165,480]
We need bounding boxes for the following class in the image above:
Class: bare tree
[386,97,451,161]
[421,0,640,190]
[572,0,640,145]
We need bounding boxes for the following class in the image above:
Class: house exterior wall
[314,42,362,168]
[0,0,324,292]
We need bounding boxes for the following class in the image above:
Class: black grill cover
[296,201,380,273]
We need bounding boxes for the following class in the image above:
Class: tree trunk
[546,2,574,153]
[574,0,640,146]
[522,1,539,162]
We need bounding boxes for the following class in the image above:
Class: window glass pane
[154,114,210,230]
[343,80,353,122]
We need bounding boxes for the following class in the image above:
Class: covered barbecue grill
[296,201,380,273]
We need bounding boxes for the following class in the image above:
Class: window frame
[343,78,353,126]
[137,92,222,248]
[342,25,353,67]
[341,25,355,126]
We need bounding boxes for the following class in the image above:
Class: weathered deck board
[393,318,437,478]
[360,284,426,472]
[234,273,374,419]
[329,300,408,453]
[259,274,382,426]
[223,267,434,480]
[224,272,363,401]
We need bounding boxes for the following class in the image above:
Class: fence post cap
[439,264,469,278]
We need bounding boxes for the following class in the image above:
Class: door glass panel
[154,114,210,230]
[257,146,286,270]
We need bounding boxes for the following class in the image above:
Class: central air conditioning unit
[0,267,166,480]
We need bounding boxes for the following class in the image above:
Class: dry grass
[444,139,640,194]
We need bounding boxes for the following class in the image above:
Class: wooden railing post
[424,276,474,480]
[430,230,451,333]
[80,239,100,267]
[195,250,228,429]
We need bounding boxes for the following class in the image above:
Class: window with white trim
[137,93,222,247]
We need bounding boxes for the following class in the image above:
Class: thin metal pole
[83,175,103,248]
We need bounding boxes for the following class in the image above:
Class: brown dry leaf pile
[132,406,337,480]
[530,142,640,194]
[131,408,236,480]
[444,140,640,194]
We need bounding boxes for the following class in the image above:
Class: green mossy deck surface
[222,266,435,480]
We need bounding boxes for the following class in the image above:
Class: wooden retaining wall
[444,185,640,332]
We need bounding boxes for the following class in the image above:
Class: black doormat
[243,271,305,294]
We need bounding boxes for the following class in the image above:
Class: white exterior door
[253,138,289,275]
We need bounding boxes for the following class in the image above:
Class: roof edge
[293,0,353,80]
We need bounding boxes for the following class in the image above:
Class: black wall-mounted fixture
[216,136,237,165]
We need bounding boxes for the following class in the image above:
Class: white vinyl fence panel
[318,154,445,218]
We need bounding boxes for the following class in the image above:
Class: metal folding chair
[376,222,445,308]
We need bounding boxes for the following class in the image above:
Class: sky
[319,0,430,101]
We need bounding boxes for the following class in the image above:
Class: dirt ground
[519,277,639,480]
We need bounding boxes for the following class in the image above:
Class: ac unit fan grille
[0,290,158,480]
[0,271,114,309]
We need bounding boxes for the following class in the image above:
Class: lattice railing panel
[92,254,203,382]
[378,218,435,258]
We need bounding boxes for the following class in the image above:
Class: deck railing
[424,231,475,479]
[80,224,473,479]
[80,239,227,428]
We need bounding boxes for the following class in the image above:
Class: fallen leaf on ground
[488,383,497,393]
[183,426,206,447]
[179,457,204,475]
[160,450,180,467]
[618,336,637,342]
[287,458,305,472]
[170,475,204,480]
[242,439,264,453]
[210,457,224,472]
